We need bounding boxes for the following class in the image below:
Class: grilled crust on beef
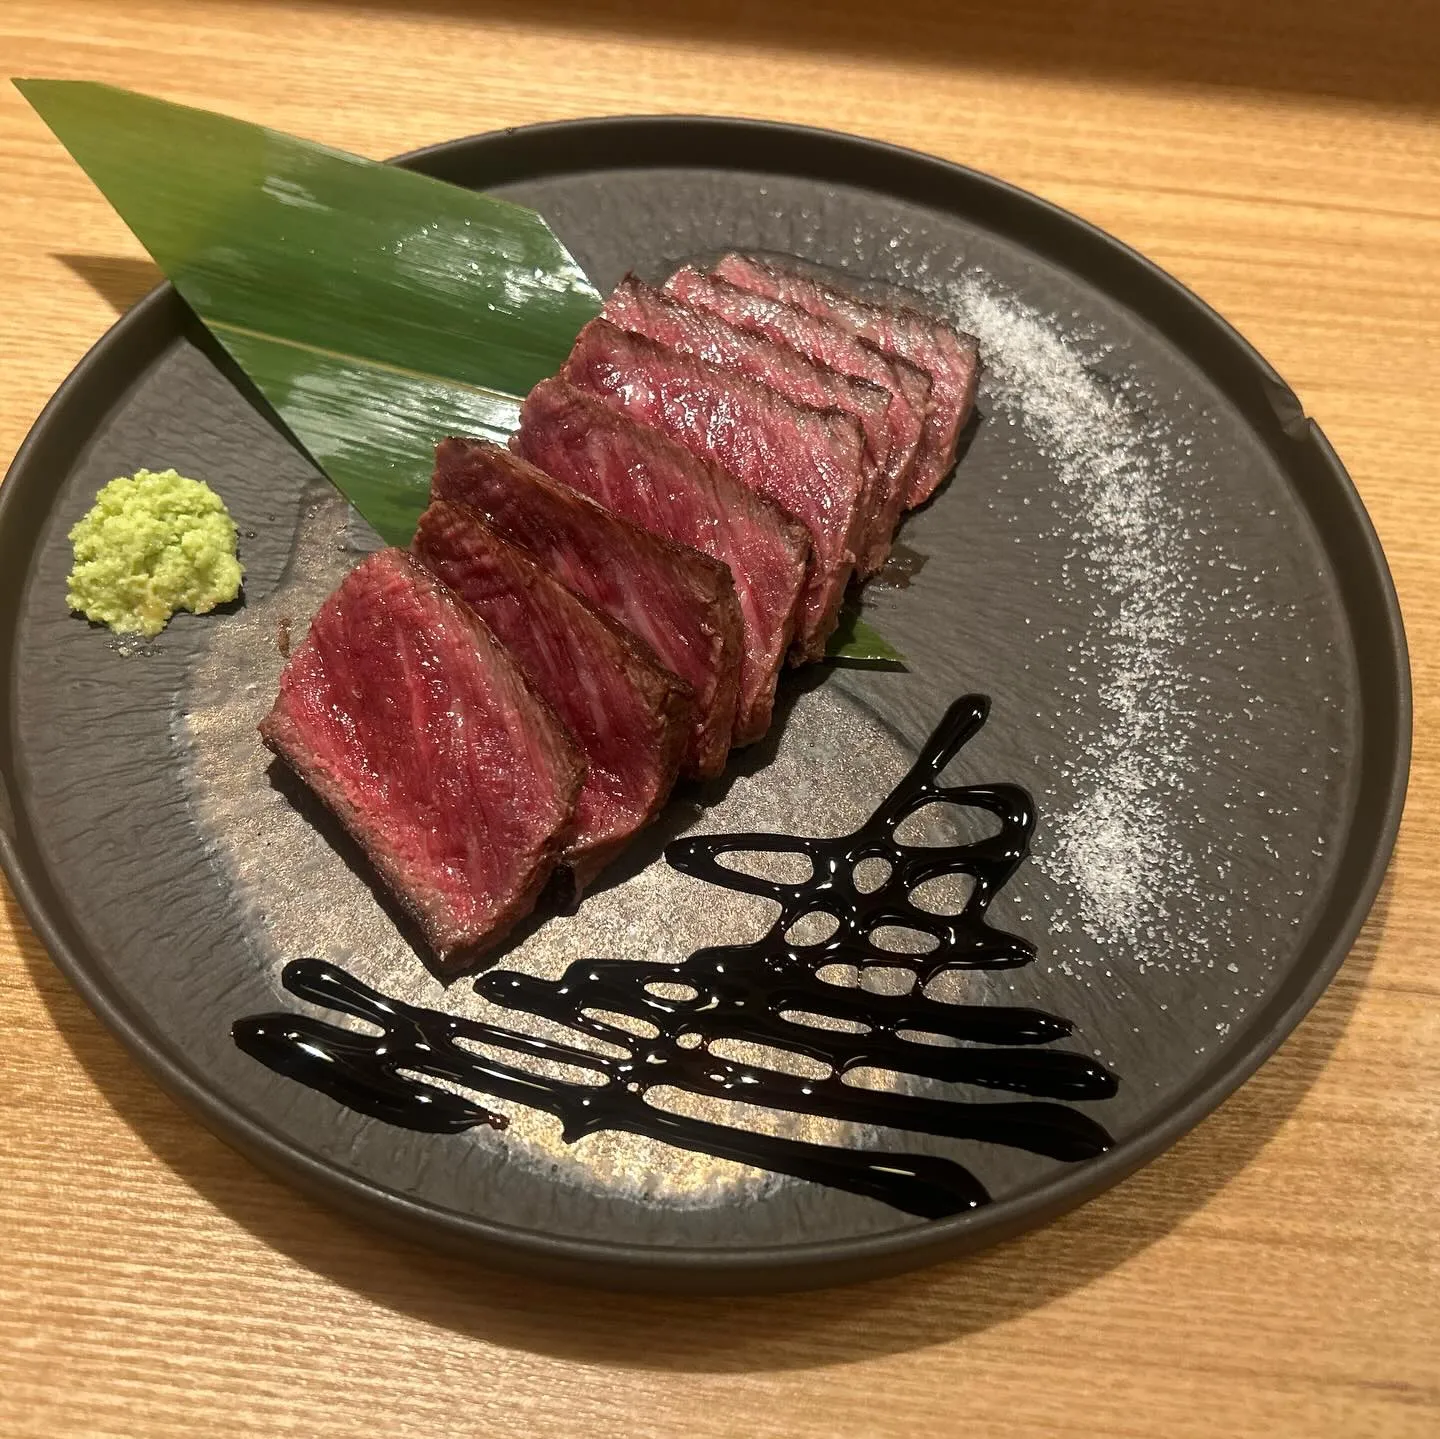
[432,437,742,780]
[514,376,809,744]
[258,547,586,976]
[413,500,694,888]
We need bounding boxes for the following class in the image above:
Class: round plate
[0,117,1409,1292]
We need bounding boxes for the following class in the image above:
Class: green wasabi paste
[66,468,244,638]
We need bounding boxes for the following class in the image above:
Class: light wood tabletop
[2,3,1437,1435]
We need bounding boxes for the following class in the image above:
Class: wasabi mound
[67,468,243,638]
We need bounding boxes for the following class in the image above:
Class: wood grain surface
[2,3,1437,1435]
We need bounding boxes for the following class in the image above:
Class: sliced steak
[515,377,808,744]
[561,317,865,661]
[711,253,980,506]
[665,266,928,569]
[413,500,693,886]
[603,274,899,576]
[259,547,585,974]
[432,437,742,780]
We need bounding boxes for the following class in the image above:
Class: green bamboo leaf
[16,78,599,543]
[214,326,520,544]
[825,611,906,665]
[19,79,904,659]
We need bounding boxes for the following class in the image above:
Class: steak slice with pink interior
[515,377,808,744]
[432,437,742,781]
[664,266,928,572]
[561,317,864,660]
[413,500,693,887]
[711,253,980,506]
[603,274,899,576]
[259,547,585,974]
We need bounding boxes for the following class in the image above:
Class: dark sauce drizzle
[234,695,1118,1219]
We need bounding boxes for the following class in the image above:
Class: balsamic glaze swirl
[235,695,1118,1218]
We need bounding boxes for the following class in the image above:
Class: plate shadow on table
[55,255,165,315]
[241,0,1440,111]
[7,872,1393,1372]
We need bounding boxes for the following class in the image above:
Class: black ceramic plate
[0,118,1409,1293]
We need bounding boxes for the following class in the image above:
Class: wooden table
[3,3,1437,1434]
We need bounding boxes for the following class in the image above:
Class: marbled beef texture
[259,547,585,973]
[514,377,809,745]
[561,317,864,661]
[413,501,692,886]
[604,274,901,575]
[432,437,741,780]
[712,252,980,505]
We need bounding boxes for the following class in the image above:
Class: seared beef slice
[433,438,741,779]
[561,317,864,660]
[514,377,809,744]
[604,274,900,575]
[664,266,929,569]
[413,501,693,885]
[259,547,585,973]
[711,253,979,506]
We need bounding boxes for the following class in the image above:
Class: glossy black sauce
[235,695,1118,1218]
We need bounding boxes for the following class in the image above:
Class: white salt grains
[935,276,1202,970]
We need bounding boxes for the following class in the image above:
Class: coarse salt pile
[932,273,1198,969]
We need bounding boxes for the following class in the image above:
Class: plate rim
[0,114,1412,1292]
